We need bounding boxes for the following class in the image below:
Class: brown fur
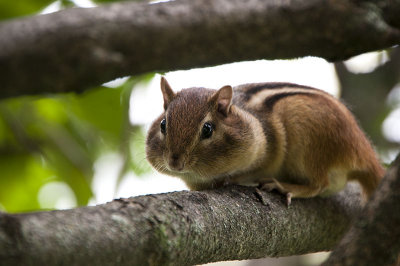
[146,78,385,202]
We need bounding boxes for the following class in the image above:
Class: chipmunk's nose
[168,153,185,171]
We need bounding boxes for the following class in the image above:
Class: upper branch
[0,0,399,98]
[0,185,362,266]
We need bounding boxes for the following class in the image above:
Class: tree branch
[324,153,400,266]
[0,184,362,266]
[0,0,399,97]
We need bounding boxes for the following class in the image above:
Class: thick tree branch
[0,0,399,98]
[0,185,362,266]
[324,154,400,266]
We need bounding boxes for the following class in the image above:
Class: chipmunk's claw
[286,192,292,206]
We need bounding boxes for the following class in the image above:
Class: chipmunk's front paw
[260,182,277,192]
[261,179,292,206]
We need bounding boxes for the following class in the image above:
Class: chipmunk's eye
[160,118,166,135]
[201,122,213,139]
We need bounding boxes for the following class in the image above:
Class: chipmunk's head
[146,77,258,188]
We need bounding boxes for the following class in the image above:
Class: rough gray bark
[324,154,400,266]
[0,185,362,266]
[0,0,399,98]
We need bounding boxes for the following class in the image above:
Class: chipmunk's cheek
[183,155,203,175]
[186,155,197,170]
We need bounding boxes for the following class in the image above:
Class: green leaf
[34,98,68,124]
[0,154,53,212]
[130,126,151,176]
[0,0,55,20]
[65,87,124,151]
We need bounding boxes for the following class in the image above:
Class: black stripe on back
[264,92,316,112]
[245,82,317,98]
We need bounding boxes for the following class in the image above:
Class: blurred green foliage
[0,75,154,212]
[0,0,155,213]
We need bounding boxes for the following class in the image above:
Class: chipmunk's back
[230,82,384,198]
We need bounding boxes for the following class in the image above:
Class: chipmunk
[146,77,385,204]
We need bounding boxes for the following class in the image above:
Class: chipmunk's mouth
[169,169,190,175]
[163,152,199,175]
[165,153,188,173]
[166,164,192,175]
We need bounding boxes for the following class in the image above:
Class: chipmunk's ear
[160,77,175,110]
[212,85,233,116]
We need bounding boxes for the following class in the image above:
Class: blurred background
[0,0,399,265]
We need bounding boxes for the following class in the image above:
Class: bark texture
[325,154,400,266]
[0,0,399,98]
[0,185,362,266]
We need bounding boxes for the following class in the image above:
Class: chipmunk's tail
[348,161,385,198]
